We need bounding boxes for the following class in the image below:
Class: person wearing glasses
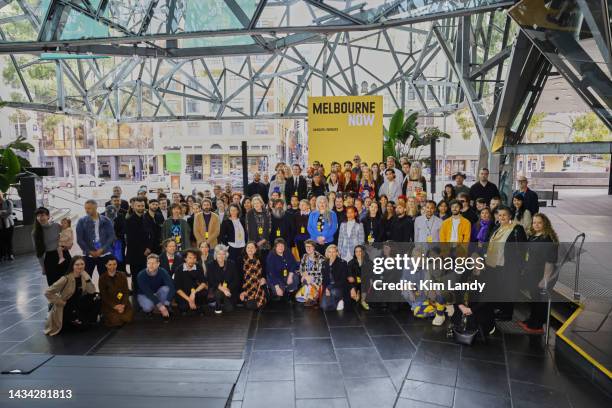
[457,192,478,224]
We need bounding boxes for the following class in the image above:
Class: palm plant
[383,109,450,164]
[0,135,35,192]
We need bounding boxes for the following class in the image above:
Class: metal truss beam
[501,142,612,155]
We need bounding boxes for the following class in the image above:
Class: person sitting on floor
[136,253,175,320]
[239,241,268,310]
[173,248,208,315]
[45,256,100,336]
[207,244,240,314]
[99,255,133,327]
[265,238,299,301]
[320,244,348,311]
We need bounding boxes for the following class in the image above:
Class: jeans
[85,255,111,280]
[137,286,171,312]
[320,287,344,311]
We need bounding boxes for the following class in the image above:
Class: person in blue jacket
[265,238,299,301]
[76,200,116,279]
[307,195,338,255]
[137,253,176,320]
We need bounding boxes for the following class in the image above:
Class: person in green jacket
[162,204,191,252]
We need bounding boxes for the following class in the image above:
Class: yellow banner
[308,95,383,170]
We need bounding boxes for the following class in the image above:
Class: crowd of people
[33,155,558,342]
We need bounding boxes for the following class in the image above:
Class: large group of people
[34,155,557,342]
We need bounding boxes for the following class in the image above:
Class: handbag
[112,240,124,262]
[453,316,478,346]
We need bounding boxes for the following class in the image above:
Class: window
[210,144,222,150]
[261,145,270,150]
[187,99,199,113]
[407,86,416,101]
[254,122,268,135]
[231,122,244,136]
[230,145,239,151]
[209,122,222,136]
[250,145,261,150]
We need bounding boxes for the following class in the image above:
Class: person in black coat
[207,245,240,314]
[269,199,295,248]
[347,245,374,310]
[332,196,347,244]
[219,204,247,264]
[173,249,208,314]
[320,244,349,311]
[363,202,383,244]
[284,164,309,204]
[246,173,269,203]
[293,200,311,257]
[159,239,184,278]
[125,198,156,290]
[389,203,414,242]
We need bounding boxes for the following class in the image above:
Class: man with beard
[270,199,295,249]
[332,195,346,245]
[125,197,156,290]
[389,203,414,242]
[145,199,164,254]
[194,198,220,248]
[440,200,471,244]
[246,172,269,203]
[105,186,129,212]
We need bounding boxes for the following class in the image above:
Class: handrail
[550,184,608,207]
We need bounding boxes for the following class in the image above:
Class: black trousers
[525,288,547,329]
[84,255,111,280]
[0,225,14,258]
[295,240,306,258]
[62,293,100,332]
[44,250,71,287]
[128,261,146,293]
[214,289,235,312]
[177,291,207,313]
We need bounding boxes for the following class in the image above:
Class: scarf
[476,220,491,243]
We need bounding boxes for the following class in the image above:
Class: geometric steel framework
[0,0,609,163]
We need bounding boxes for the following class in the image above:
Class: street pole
[90,119,99,178]
[69,117,78,198]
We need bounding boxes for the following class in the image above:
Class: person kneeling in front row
[174,249,208,315]
[207,244,240,314]
[99,255,133,327]
[45,256,100,336]
[320,245,348,311]
[265,238,299,302]
[136,254,176,320]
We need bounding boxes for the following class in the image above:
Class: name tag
[317,222,322,232]
[205,231,209,239]
[283,269,288,277]
[367,233,374,243]
[116,292,123,300]
[294,191,298,196]
[300,226,305,234]
[276,229,281,237]
[223,282,228,288]
[356,277,361,284]
[258,226,263,235]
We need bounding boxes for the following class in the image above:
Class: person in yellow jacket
[439,200,472,243]
[194,198,220,248]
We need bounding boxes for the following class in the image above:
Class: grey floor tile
[243,380,295,408]
[294,363,345,399]
[400,379,455,407]
[247,350,294,381]
[336,347,388,379]
[294,338,336,364]
[344,377,397,408]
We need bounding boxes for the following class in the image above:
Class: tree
[571,112,611,142]
[454,107,475,140]
[525,112,547,142]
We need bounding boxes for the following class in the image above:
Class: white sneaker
[489,325,496,335]
[432,314,445,326]
[336,300,345,311]
[445,304,455,317]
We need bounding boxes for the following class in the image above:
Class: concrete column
[110,156,119,180]
[135,157,142,181]
[202,155,210,177]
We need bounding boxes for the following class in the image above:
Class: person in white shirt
[414,200,442,243]
[380,168,401,203]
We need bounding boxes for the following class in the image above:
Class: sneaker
[489,325,496,336]
[517,321,544,334]
[445,304,455,317]
[432,314,445,326]
[360,300,370,311]
[336,300,344,311]
[214,308,223,315]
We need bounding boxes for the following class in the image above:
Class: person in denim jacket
[76,200,115,279]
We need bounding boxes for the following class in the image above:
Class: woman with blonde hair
[403,162,427,204]
[268,168,287,202]
[320,244,348,311]
[519,213,559,334]
[307,195,338,254]
[358,168,376,200]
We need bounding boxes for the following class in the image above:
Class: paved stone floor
[0,255,611,407]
